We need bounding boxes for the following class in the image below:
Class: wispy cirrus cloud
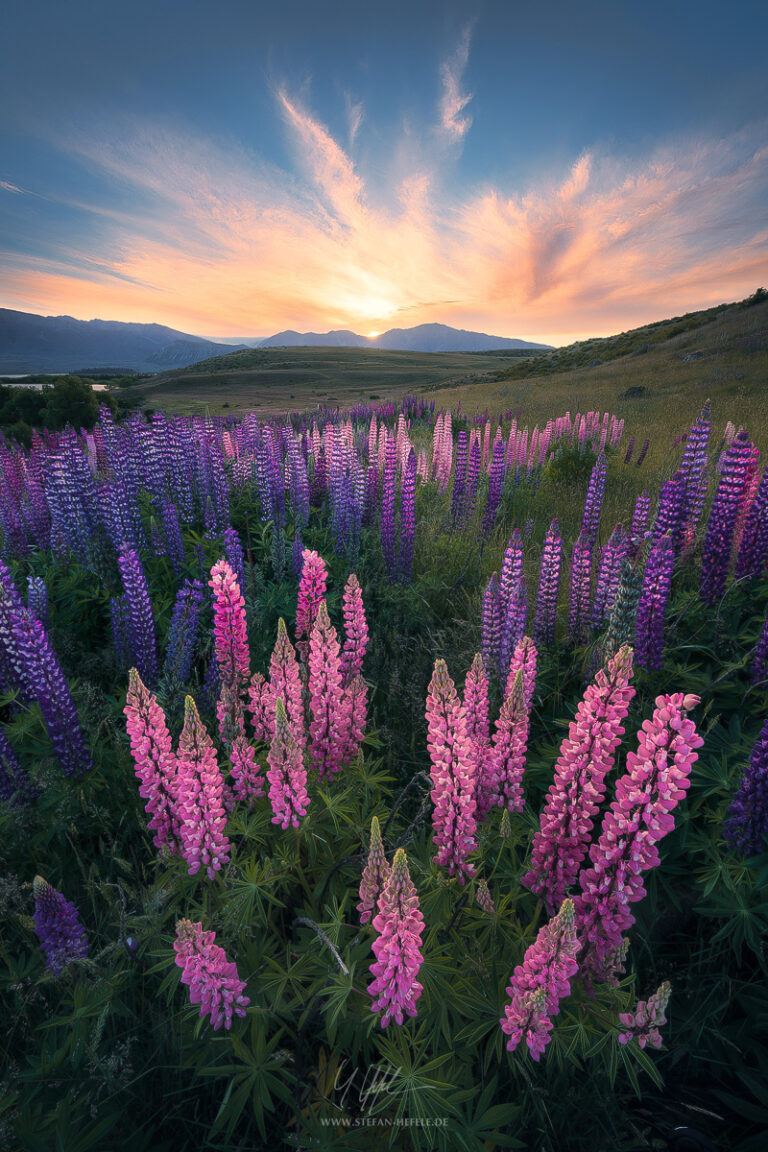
[1,88,766,343]
[438,24,474,140]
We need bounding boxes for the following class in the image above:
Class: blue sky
[1,0,766,343]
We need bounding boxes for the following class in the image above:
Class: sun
[366,330,381,339]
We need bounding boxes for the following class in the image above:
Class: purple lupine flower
[652,471,686,553]
[629,491,651,549]
[368,848,424,1027]
[576,693,703,982]
[358,814,390,925]
[162,578,205,686]
[159,498,186,576]
[635,438,650,468]
[464,436,482,520]
[118,546,158,687]
[618,982,671,1049]
[291,531,305,577]
[399,448,417,581]
[499,532,524,617]
[174,919,249,1031]
[500,898,579,1061]
[481,573,502,677]
[223,526,248,597]
[635,534,675,670]
[451,431,469,523]
[26,576,49,628]
[33,876,89,975]
[736,464,768,580]
[679,402,711,526]
[581,452,607,545]
[592,524,628,627]
[624,437,636,465]
[522,645,635,914]
[723,718,768,857]
[482,433,506,535]
[568,533,592,644]
[381,436,397,581]
[533,520,562,647]
[700,430,756,605]
[499,578,528,679]
[287,435,310,529]
[752,607,768,686]
[0,728,36,805]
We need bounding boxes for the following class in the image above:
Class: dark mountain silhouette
[259,322,550,352]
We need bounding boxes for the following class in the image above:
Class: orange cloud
[1,101,766,345]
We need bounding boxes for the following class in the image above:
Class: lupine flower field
[1,394,767,1151]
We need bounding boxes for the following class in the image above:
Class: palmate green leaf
[201,1021,294,1141]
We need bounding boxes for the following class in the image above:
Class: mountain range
[0,309,551,375]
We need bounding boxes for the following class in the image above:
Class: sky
[1,0,767,346]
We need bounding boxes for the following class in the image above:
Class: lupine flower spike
[266,697,309,829]
[124,667,181,854]
[295,548,328,660]
[175,696,232,880]
[33,876,89,975]
[618,982,671,1049]
[723,717,768,857]
[426,659,477,882]
[368,848,424,1027]
[358,815,390,925]
[174,919,249,1031]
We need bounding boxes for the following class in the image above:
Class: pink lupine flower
[476,878,495,913]
[209,559,250,693]
[295,549,328,659]
[174,919,249,1031]
[175,696,231,880]
[340,574,368,684]
[247,672,270,743]
[267,697,309,829]
[368,848,424,1027]
[124,667,181,853]
[618,981,671,1049]
[341,672,367,763]
[505,635,537,707]
[264,617,306,749]
[216,683,264,804]
[358,815,390,925]
[463,653,492,816]
[500,898,580,1061]
[576,693,703,981]
[308,601,349,780]
[488,670,530,814]
[522,645,635,915]
[426,658,477,883]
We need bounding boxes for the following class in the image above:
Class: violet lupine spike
[576,693,703,982]
[368,848,425,1027]
[451,430,469,523]
[487,670,530,814]
[634,534,675,671]
[124,667,181,854]
[0,728,36,806]
[174,919,249,1031]
[624,437,635,465]
[267,696,309,829]
[568,534,592,645]
[652,471,686,553]
[482,434,506,535]
[380,437,397,581]
[592,524,628,628]
[209,558,250,695]
[464,436,482,520]
[500,898,580,1062]
[736,464,768,580]
[425,658,477,882]
[522,645,635,915]
[533,520,562,647]
[581,452,607,545]
[629,492,651,548]
[340,573,368,685]
[618,982,671,1049]
[26,576,49,627]
[723,717,768,858]
[752,608,768,686]
[679,402,711,524]
[308,601,348,781]
[481,573,502,678]
[295,549,328,659]
[499,579,528,679]
[700,429,756,605]
[33,876,89,975]
[476,878,495,913]
[118,546,158,687]
[635,438,650,468]
[358,814,390,925]
[505,635,538,708]
[499,532,524,608]
[175,696,232,880]
[162,578,205,686]
[222,526,248,597]
[399,448,417,580]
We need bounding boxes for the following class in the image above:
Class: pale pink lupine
[358,815,390,925]
[174,919,249,1031]
[209,560,250,693]
[576,693,703,981]
[308,601,350,780]
[247,672,271,743]
[505,635,538,708]
[267,697,309,829]
[522,645,635,915]
[340,574,368,684]
[295,549,328,659]
[368,848,424,1027]
[500,898,580,1061]
[488,670,530,814]
[476,877,495,913]
[426,659,477,882]
[463,653,491,816]
[217,683,264,804]
[175,696,231,880]
[124,667,181,853]
[618,981,671,1049]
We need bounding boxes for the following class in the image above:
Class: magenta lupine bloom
[368,848,425,1027]
[500,898,580,1061]
[269,617,307,749]
[634,534,675,670]
[33,875,89,975]
[341,672,368,763]
[576,693,703,981]
[533,520,562,647]
[522,646,635,915]
[700,429,757,605]
[476,877,495,913]
[358,815,390,925]
[216,684,264,804]
[124,667,181,853]
[175,696,231,880]
[267,697,309,829]
[308,601,349,780]
[209,559,250,694]
[340,574,369,684]
[488,670,530,814]
[463,652,491,813]
[618,982,671,1049]
[568,533,593,644]
[174,919,249,1031]
[723,717,768,857]
[426,659,477,882]
[505,635,537,708]
[247,672,271,743]
[295,548,328,658]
